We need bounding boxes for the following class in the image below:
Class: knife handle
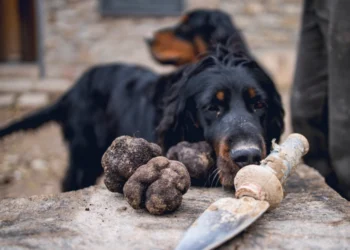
[234,133,309,210]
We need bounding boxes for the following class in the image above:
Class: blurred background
[0,0,301,199]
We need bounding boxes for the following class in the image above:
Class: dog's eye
[253,101,266,110]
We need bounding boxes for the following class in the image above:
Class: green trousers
[291,0,350,199]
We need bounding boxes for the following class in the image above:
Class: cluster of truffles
[102,136,196,215]
[102,136,214,215]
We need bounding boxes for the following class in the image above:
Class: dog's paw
[123,156,190,215]
[166,141,214,184]
[102,136,162,193]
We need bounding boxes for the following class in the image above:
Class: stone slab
[0,64,38,78]
[0,94,15,108]
[17,93,49,108]
[0,80,33,93]
[34,79,72,93]
[0,165,349,250]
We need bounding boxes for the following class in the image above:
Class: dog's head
[157,45,284,187]
[146,9,240,66]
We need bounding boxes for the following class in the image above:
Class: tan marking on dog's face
[213,139,240,188]
[150,30,196,65]
[194,36,208,55]
[216,91,225,101]
[248,87,256,99]
[259,134,267,158]
[180,14,188,23]
[216,140,230,158]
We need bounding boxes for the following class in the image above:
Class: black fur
[181,9,250,54]
[157,44,284,152]
[156,43,284,187]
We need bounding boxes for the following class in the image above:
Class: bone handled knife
[175,133,309,250]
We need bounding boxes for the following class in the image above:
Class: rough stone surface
[255,49,296,86]
[220,0,301,51]
[0,64,38,78]
[0,94,15,108]
[0,165,349,250]
[17,93,49,108]
[187,0,220,9]
[34,78,71,93]
[0,80,33,93]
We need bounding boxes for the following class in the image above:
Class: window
[99,0,184,16]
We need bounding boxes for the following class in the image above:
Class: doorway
[0,0,37,62]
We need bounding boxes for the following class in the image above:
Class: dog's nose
[230,148,261,168]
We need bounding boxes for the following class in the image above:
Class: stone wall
[44,0,302,85]
[221,0,301,51]
[44,0,179,79]
[0,0,302,108]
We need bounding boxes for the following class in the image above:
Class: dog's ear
[156,86,185,151]
[156,76,204,152]
[249,63,285,148]
[157,56,219,152]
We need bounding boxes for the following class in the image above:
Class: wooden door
[0,0,21,61]
[0,0,37,62]
[18,0,37,62]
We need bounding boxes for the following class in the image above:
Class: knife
[175,133,309,250]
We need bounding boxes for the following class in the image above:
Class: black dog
[0,11,283,191]
[157,45,284,187]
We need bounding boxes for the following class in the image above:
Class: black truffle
[123,156,190,215]
[102,136,162,193]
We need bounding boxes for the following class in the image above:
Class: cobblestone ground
[0,88,291,199]
[0,109,66,199]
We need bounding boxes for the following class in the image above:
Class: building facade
[0,0,301,107]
